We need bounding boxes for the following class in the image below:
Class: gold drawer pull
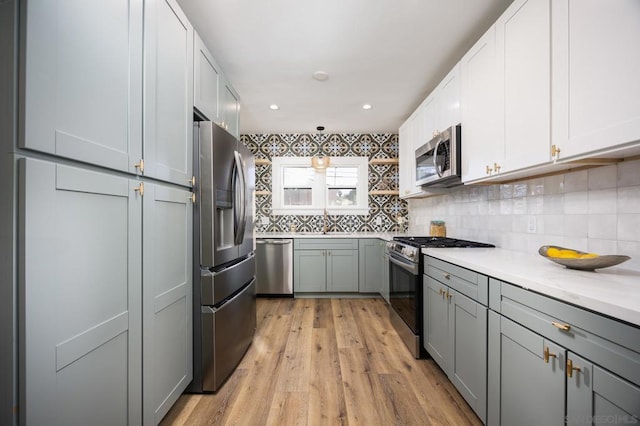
[552,322,571,332]
[443,273,451,280]
[567,358,581,378]
[543,346,556,363]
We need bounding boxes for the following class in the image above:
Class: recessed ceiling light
[269,104,279,110]
[362,104,372,110]
[312,70,329,81]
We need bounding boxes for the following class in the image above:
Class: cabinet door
[294,250,327,292]
[450,290,487,423]
[143,0,194,185]
[461,26,502,182]
[398,120,414,198]
[221,81,240,139]
[327,249,359,292]
[194,32,220,122]
[424,276,450,373]
[21,0,143,173]
[498,317,565,426]
[382,248,390,303]
[358,240,382,293]
[497,0,551,173]
[419,94,438,144]
[437,63,461,131]
[567,352,640,425]
[19,158,142,426]
[142,183,193,425]
[552,0,640,159]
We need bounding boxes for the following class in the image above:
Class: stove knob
[407,251,415,258]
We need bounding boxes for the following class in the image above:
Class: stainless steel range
[387,236,494,358]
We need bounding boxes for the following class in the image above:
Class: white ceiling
[177,0,514,134]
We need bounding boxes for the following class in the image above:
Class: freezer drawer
[201,253,255,306]
[256,239,293,295]
[201,278,256,392]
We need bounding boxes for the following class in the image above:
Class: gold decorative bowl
[538,245,631,271]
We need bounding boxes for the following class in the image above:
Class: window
[272,157,368,215]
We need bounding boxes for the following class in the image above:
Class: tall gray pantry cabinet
[1,0,195,424]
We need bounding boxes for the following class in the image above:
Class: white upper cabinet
[461,27,502,182]
[399,113,421,198]
[143,0,194,185]
[21,0,143,174]
[551,0,640,160]
[194,32,220,122]
[221,81,240,139]
[497,0,551,173]
[436,63,461,133]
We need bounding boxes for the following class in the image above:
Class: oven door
[388,253,420,333]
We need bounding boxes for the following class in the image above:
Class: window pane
[327,188,356,206]
[284,188,312,206]
[326,167,358,186]
[283,167,315,187]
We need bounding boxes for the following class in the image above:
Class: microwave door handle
[433,138,445,178]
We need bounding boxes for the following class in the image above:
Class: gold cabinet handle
[494,162,501,173]
[189,176,196,186]
[552,322,571,332]
[438,288,443,296]
[567,358,581,378]
[446,291,452,301]
[551,144,561,158]
[134,159,144,173]
[443,273,451,280]
[189,193,196,203]
[543,346,556,363]
[486,165,493,175]
[134,182,144,197]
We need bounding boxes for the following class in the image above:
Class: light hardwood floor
[161,298,482,425]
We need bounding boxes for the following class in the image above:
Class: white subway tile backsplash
[588,189,617,214]
[564,169,588,192]
[407,163,640,271]
[564,191,588,214]
[618,214,640,242]
[617,158,640,187]
[618,186,640,213]
[588,164,617,190]
[588,214,617,239]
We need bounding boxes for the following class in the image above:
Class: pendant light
[311,125,330,170]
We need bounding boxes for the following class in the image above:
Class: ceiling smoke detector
[312,71,329,82]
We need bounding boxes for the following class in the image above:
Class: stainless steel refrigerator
[189,121,256,393]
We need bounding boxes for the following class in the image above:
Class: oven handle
[389,255,419,276]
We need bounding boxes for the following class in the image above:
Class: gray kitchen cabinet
[358,239,383,293]
[293,239,359,293]
[381,241,390,303]
[143,0,194,185]
[142,183,193,425]
[488,278,640,425]
[221,79,240,139]
[194,31,221,122]
[293,250,327,292]
[18,158,142,425]
[424,256,488,422]
[20,0,143,174]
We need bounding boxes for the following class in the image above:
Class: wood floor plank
[161,298,482,426]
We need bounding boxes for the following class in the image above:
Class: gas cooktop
[393,236,495,248]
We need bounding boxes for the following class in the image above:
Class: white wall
[408,158,640,271]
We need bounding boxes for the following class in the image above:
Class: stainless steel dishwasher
[256,239,294,296]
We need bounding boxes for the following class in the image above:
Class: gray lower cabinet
[424,256,488,423]
[488,279,640,425]
[19,158,142,425]
[381,242,390,303]
[142,183,193,425]
[293,239,358,292]
[358,239,383,293]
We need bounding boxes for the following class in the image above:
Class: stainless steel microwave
[415,124,462,187]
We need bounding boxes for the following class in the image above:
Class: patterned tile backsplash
[408,159,640,272]
[241,133,408,233]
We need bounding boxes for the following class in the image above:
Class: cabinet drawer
[425,256,488,305]
[496,281,640,386]
[294,238,358,250]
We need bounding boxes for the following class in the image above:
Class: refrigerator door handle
[233,151,246,246]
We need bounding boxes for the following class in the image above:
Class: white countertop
[422,247,640,327]
[256,232,404,241]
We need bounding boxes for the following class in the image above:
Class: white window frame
[272,156,369,215]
